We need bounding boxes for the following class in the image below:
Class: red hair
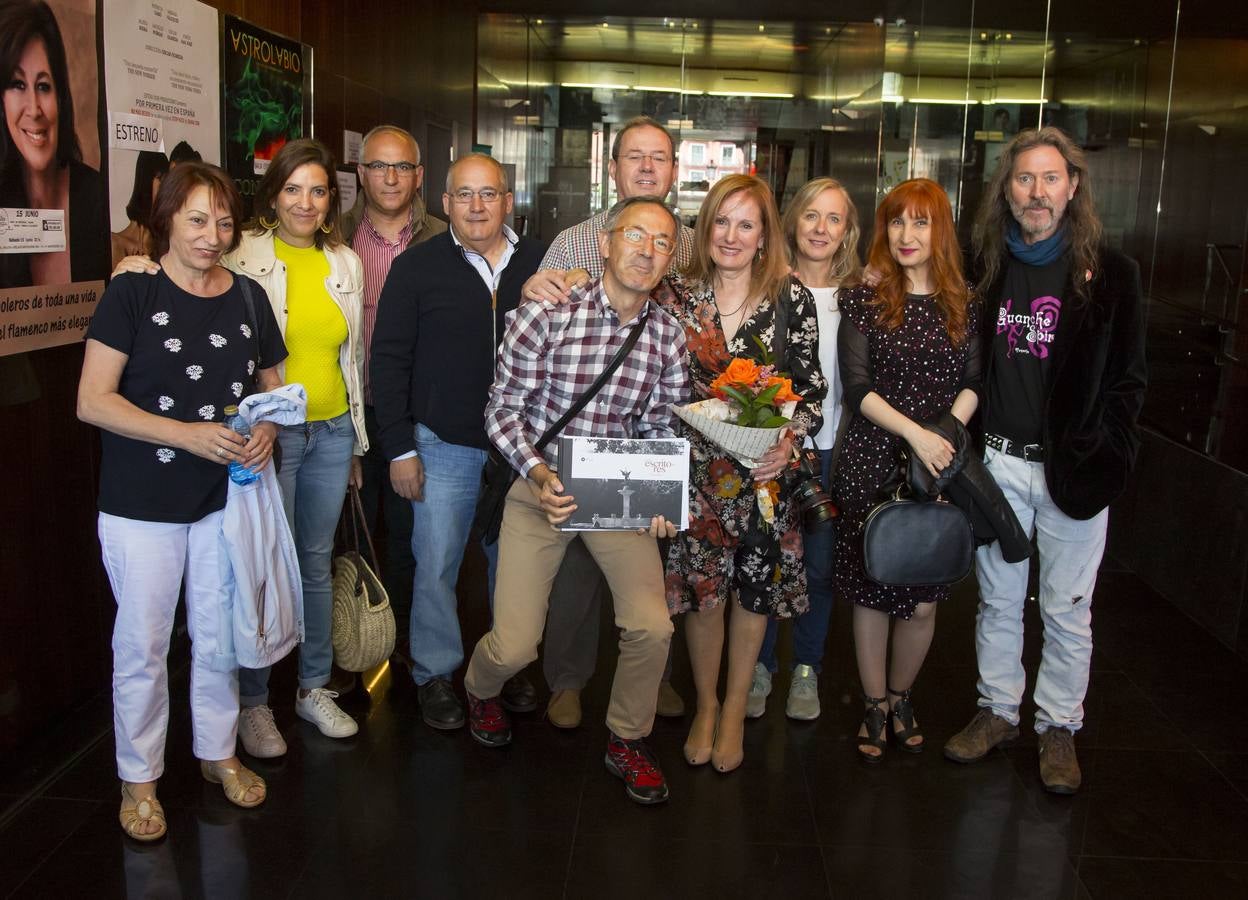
[865,178,970,344]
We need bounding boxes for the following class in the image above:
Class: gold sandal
[200,760,267,808]
[119,783,167,842]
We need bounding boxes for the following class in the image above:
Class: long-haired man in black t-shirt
[943,128,1147,794]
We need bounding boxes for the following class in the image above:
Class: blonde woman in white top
[748,177,862,721]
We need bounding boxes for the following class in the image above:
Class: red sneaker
[605,734,669,805]
[467,693,512,748]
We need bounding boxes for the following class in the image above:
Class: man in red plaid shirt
[464,197,688,804]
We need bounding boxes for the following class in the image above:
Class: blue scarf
[1006,220,1068,267]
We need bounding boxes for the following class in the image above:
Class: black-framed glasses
[611,226,675,256]
[362,161,419,176]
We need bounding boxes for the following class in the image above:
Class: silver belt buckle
[1022,443,1043,462]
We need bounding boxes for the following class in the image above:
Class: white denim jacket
[222,229,369,454]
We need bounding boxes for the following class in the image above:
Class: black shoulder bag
[470,316,648,545]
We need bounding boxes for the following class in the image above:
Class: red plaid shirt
[486,279,689,478]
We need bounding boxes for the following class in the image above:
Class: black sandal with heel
[889,685,925,753]
[857,694,888,763]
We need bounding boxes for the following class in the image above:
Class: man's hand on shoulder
[522,268,590,306]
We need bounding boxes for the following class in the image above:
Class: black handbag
[861,455,974,587]
[470,316,647,545]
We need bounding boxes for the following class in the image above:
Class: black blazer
[973,246,1148,520]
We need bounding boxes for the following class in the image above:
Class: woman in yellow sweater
[222,139,368,755]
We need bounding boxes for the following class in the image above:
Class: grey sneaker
[746,662,772,719]
[943,707,1019,763]
[1038,727,1081,794]
[238,704,287,758]
[295,688,359,739]
[785,664,821,720]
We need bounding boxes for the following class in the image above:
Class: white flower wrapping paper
[673,399,797,469]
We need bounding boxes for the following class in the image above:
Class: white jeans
[973,449,1108,735]
[100,510,238,782]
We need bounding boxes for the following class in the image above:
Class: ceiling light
[667,118,694,128]
[759,24,765,32]
[993,97,1049,103]
[560,82,630,91]
[906,97,979,105]
[707,90,794,99]
[634,85,704,95]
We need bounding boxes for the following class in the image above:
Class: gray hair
[602,196,679,237]
[445,152,509,194]
[610,116,675,162]
[360,125,420,166]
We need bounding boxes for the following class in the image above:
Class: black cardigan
[369,230,545,458]
[973,246,1148,520]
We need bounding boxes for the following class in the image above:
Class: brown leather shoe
[546,689,582,729]
[656,680,685,718]
[943,707,1020,763]
[1038,727,1081,794]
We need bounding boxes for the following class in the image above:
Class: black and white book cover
[556,436,690,532]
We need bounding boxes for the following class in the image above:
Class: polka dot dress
[832,285,979,619]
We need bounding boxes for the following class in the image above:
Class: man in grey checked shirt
[464,197,688,805]
[522,116,694,729]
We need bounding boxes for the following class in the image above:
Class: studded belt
[985,432,1044,463]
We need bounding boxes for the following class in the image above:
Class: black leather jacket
[912,413,1031,563]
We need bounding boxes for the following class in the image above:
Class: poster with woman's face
[0,0,107,357]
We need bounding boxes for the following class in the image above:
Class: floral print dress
[654,272,828,618]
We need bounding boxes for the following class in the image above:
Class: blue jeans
[240,411,355,705]
[760,449,837,673]
[409,423,498,686]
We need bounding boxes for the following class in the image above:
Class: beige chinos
[465,479,673,739]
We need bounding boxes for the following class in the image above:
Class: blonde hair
[684,175,790,304]
[781,177,862,284]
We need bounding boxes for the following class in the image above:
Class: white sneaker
[238,704,287,758]
[785,664,821,721]
[746,662,772,719]
[295,688,359,738]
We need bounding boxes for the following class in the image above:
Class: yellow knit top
[275,237,349,422]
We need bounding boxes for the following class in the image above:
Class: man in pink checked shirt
[342,125,446,664]
[464,197,689,805]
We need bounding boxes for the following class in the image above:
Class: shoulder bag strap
[533,314,647,453]
[771,281,791,365]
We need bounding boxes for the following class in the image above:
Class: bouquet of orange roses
[674,354,803,467]
[675,354,803,526]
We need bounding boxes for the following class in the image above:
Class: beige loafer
[545,688,582,729]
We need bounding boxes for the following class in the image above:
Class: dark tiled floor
[4,564,1248,898]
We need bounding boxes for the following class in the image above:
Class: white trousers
[972,449,1108,735]
[100,510,238,782]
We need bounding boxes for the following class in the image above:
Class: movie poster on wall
[102,0,221,261]
[220,15,311,215]
[0,0,107,358]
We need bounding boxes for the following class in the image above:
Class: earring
[258,215,278,230]
[319,221,333,235]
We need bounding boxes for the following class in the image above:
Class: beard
[1009,197,1061,237]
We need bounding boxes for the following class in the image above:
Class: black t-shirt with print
[86,270,287,523]
[984,256,1069,446]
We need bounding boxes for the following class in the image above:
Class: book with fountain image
[555,436,690,532]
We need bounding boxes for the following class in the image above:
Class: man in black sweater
[371,153,545,731]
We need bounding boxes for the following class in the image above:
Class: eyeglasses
[449,188,504,204]
[362,161,419,176]
[612,227,675,256]
[620,152,671,166]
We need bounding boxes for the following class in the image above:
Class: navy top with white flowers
[87,270,286,523]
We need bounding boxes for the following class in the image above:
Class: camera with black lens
[788,448,838,533]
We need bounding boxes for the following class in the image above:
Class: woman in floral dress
[833,178,981,762]
[655,174,827,773]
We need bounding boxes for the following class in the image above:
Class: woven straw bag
[331,485,395,672]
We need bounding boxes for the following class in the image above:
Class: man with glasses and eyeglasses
[464,196,688,805]
[341,126,447,668]
[371,153,544,732]
[521,115,694,730]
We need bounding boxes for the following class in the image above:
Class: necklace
[714,294,752,319]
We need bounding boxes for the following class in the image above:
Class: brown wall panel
[2,0,478,766]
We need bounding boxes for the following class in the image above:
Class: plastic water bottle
[223,405,259,485]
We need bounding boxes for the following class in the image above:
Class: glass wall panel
[476,5,1248,471]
